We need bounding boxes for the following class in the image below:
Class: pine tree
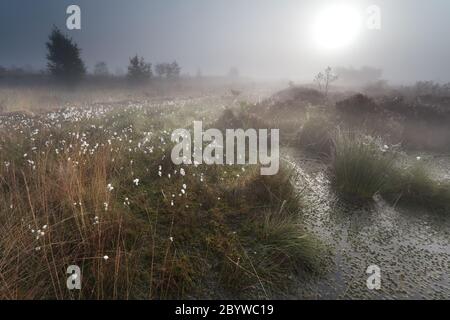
[46,26,86,83]
[127,55,152,82]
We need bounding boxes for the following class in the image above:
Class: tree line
[1,26,181,85]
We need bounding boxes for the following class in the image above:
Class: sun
[312,4,362,50]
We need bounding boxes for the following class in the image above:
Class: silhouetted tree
[155,61,181,79]
[155,63,167,78]
[93,62,109,77]
[167,61,181,80]
[127,55,152,82]
[46,26,86,83]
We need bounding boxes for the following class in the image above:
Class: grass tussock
[330,131,395,202]
[382,164,450,213]
[219,166,325,295]
[330,130,450,213]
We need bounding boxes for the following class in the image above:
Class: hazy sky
[1,0,449,83]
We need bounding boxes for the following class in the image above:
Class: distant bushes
[380,96,450,151]
[268,87,325,109]
[380,95,450,123]
[126,56,182,84]
[155,61,181,80]
[127,55,153,83]
[336,93,450,124]
[334,93,450,151]
[93,62,110,77]
[335,93,380,116]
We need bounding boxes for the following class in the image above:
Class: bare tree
[314,66,338,96]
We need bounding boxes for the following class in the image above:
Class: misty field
[0,82,449,299]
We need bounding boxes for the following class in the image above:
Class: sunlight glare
[312,4,362,50]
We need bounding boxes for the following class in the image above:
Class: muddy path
[283,147,450,299]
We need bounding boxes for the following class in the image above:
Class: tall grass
[0,104,324,299]
[330,131,450,212]
[330,131,395,201]
[220,166,325,295]
[382,164,450,213]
